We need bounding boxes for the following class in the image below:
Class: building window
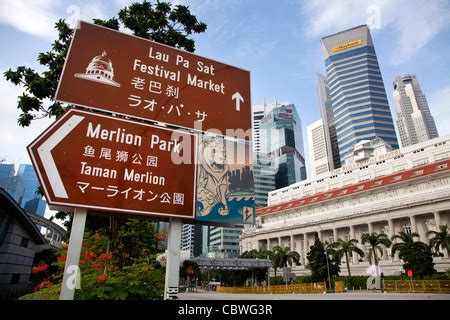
[412,158,428,167]
[372,180,383,187]
[425,220,437,232]
[20,237,29,248]
[435,164,448,171]
[10,274,21,284]
[412,170,424,177]
[403,225,412,233]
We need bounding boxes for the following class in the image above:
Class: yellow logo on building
[332,39,363,53]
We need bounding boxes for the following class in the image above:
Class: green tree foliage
[272,246,300,283]
[306,234,340,285]
[22,225,165,300]
[332,238,364,277]
[427,224,450,257]
[180,260,200,283]
[3,0,207,127]
[118,1,206,51]
[391,230,436,278]
[239,249,274,285]
[361,232,391,267]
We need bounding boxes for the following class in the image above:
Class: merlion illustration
[197,136,230,216]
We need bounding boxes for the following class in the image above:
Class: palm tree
[391,230,429,257]
[256,248,274,260]
[427,225,450,257]
[272,246,301,283]
[332,238,365,277]
[240,249,258,259]
[361,232,392,268]
[391,230,436,278]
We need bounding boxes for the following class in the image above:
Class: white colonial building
[241,135,450,276]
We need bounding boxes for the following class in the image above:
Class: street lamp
[324,244,332,290]
[318,226,332,290]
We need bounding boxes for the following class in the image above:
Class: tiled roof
[257,159,450,216]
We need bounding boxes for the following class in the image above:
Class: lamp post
[325,245,332,290]
[318,226,332,290]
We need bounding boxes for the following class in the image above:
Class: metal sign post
[164,218,183,300]
[59,208,87,300]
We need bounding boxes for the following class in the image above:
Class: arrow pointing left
[36,115,85,198]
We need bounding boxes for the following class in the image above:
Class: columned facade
[241,136,450,275]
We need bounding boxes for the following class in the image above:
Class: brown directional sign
[55,21,251,138]
[28,108,197,219]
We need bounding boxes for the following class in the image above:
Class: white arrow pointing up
[37,115,85,199]
[232,92,244,111]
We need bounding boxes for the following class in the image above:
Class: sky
[1,0,450,220]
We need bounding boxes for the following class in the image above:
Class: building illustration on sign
[75,51,121,87]
[196,136,255,225]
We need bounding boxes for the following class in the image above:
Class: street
[179,291,450,300]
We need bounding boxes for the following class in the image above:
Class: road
[179,291,450,300]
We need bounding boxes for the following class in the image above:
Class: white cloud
[301,0,450,65]
[0,0,60,39]
[0,0,109,38]
[0,69,53,165]
[238,39,278,58]
[429,84,450,137]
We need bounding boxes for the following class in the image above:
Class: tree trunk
[373,246,380,279]
[345,252,351,277]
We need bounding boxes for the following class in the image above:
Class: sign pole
[59,208,87,300]
[164,218,183,300]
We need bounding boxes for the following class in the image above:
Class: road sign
[407,269,413,277]
[28,108,197,220]
[55,21,251,138]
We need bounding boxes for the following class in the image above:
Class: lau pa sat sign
[28,108,197,219]
[55,21,251,137]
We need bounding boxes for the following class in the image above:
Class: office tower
[0,175,25,204]
[259,103,307,189]
[307,119,331,176]
[252,102,281,208]
[316,73,341,170]
[23,198,47,217]
[321,25,398,164]
[201,225,210,256]
[207,226,241,259]
[17,164,40,207]
[0,163,15,179]
[252,103,279,154]
[181,224,203,258]
[393,74,439,147]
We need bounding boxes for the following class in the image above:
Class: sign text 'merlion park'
[28,109,197,220]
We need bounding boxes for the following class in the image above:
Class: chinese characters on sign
[28,109,197,219]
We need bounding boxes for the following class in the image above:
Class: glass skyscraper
[321,25,398,163]
[259,103,306,190]
[0,163,15,180]
[16,164,46,216]
[393,74,439,147]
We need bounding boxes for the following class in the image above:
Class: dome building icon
[74,51,121,87]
